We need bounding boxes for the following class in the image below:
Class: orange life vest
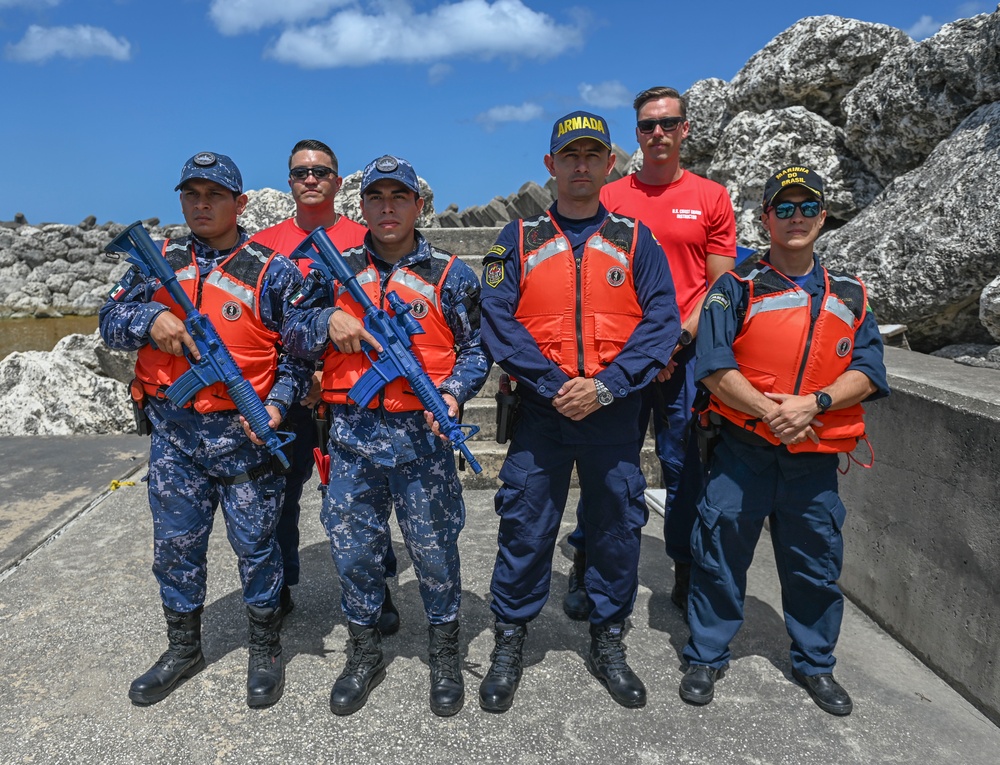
[321,245,457,412]
[515,211,642,377]
[134,237,281,413]
[709,260,868,453]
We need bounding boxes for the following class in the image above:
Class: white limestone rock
[817,102,1000,350]
[0,350,131,436]
[843,8,1000,183]
[979,275,1000,342]
[728,16,910,126]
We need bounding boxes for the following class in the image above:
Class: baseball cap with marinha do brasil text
[550,110,612,154]
[762,165,825,209]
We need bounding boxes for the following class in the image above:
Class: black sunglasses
[289,166,336,180]
[637,116,684,134]
[771,200,823,219]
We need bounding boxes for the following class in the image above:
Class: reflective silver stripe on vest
[607,212,636,228]
[176,265,199,284]
[335,268,378,301]
[829,273,862,288]
[206,270,255,313]
[588,235,630,269]
[747,290,809,321]
[742,264,771,282]
[524,237,570,277]
[823,295,857,328]
[391,270,439,309]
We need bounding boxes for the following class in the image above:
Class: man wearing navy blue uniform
[100,152,311,709]
[679,166,889,716]
[478,111,680,712]
[282,155,488,717]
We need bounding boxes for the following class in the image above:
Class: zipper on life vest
[377,267,389,409]
[791,293,819,395]
[575,255,585,376]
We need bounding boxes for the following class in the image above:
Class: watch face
[816,392,832,411]
[598,390,614,405]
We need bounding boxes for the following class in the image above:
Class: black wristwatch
[594,379,614,406]
[814,391,832,413]
[677,329,693,347]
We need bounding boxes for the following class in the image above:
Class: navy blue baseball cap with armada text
[550,110,612,154]
[360,155,420,195]
[175,151,243,194]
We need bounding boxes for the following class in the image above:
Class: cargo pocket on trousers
[691,501,724,579]
[494,459,528,517]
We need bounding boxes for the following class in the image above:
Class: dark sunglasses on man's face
[637,116,685,134]
[289,166,335,180]
[772,200,823,219]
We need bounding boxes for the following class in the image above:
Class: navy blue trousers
[276,402,397,587]
[684,434,847,675]
[490,411,648,626]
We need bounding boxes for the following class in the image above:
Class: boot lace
[488,631,524,676]
[594,631,630,675]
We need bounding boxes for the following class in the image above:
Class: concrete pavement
[1,438,998,764]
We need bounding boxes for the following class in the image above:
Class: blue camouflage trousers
[147,433,285,613]
[321,443,465,626]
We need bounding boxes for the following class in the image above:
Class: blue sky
[0,0,990,226]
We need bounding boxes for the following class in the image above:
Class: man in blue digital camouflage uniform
[100,151,311,709]
[679,166,888,716]
[478,111,680,713]
[282,155,488,717]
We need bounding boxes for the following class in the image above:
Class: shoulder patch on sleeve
[487,244,507,258]
[705,293,730,311]
[484,260,504,288]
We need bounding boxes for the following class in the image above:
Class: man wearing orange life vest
[281,155,488,718]
[479,111,680,712]
[251,140,399,635]
[679,166,889,716]
[100,151,312,709]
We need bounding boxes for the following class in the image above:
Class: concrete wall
[840,346,1000,724]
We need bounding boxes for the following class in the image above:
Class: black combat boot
[330,622,387,715]
[586,622,646,708]
[128,605,206,706]
[479,622,526,713]
[377,584,400,636]
[246,605,284,708]
[562,548,592,621]
[671,561,691,619]
[428,620,464,716]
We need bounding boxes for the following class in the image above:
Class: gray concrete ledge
[840,346,1000,724]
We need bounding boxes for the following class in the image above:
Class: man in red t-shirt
[563,87,737,622]
[251,139,399,635]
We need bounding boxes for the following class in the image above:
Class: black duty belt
[217,461,273,486]
[721,419,775,448]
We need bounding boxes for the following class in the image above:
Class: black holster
[495,374,519,444]
[129,379,153,437]
[690,385,719,469]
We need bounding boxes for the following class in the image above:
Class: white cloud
[209,0,352,35]
[428,62,452,84]
[267,0,583,68]
[905,15,942,40]
[579,80,631,110]
[476,101,544,131]
[5,24,131,63]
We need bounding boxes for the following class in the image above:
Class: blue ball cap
[175,151,243,194]
[360,155,419,195]
[550,110,612,154]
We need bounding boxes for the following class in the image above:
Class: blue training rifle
[291,227,482,474]
[105,221,294,469]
